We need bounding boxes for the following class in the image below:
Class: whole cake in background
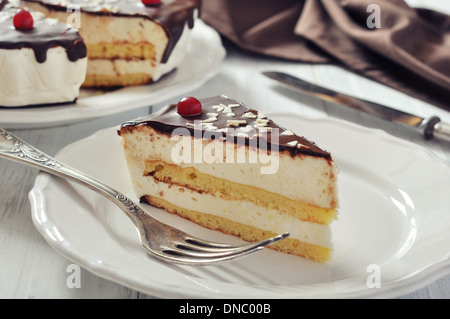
[0,0,87,107]
[119,95,339,262]
[24,0,201,88]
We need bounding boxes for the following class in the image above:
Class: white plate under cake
[30,112,450,298]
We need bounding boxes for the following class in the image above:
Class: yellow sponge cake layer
[86,42,157,61]
[147,195,333,262]
[144,160,337,225]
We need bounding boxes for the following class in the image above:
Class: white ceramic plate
[29,112,450,298]
[0,20,225,129]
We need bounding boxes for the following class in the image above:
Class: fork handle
[0,128,147,224]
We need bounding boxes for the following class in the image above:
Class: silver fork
[0,128,289,265]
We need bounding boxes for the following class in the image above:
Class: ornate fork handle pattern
[114,193,147,217]
[0,128,146,220]
[0,129,61,168]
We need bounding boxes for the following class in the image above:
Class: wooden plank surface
[0,0,449,299]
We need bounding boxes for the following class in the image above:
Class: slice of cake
[118,95,339,262]
[24,0,200,88]
[0,0,87,107]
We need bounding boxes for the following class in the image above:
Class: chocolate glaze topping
[0,1,86,63]
[121,95,332,158]
[25,0,201,63]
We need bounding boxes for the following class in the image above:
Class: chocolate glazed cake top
[121,95,332,158]
[25,0,201,63]
[0,1,86,63]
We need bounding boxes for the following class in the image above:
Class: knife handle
[424,116,450,142]
[433,120,450,142]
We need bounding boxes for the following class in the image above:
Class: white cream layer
[0,47,87,107]
[125,160,332,248]
[120,127,338,209]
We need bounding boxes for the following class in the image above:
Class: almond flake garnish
[228,104,240,108]
[215,105,225,112]
[286,140,299,147]
[227,120,247,127]
[242,112,257,119]
[207,113,219,117]
[256,126,272,132]
[238,125,255,133]
[254,123,268,127]
[226,113,236,117]
[256,119,269,125]
[202,117,218,123]
[257,113,267,119]
[222,106,233,113]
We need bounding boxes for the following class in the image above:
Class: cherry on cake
[0,0,87,107]
[118,96,339,262]
[24,0,200,88]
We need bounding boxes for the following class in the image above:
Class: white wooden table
[1,0,449,299]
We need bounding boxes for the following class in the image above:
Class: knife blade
[263,71,450,142]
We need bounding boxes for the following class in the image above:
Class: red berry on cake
[177,97,202,116]
[141,0,161,6]
[13,9,34,30]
